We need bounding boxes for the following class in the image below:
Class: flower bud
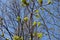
[24,17,28,22]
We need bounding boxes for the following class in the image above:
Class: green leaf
[13,35,23,40]
[21,0,29,6]
[35,14,40,18]
[21,3,26,7]
[38,0,43,6]
[33,21,37,26]
[24,17,28,22]
[48,0,51,4]
[13,35,20,40]
[35,9,39,13]
[37,33,43,38]
[16,16,21,21]
[6,38,9,40]
[21,0,26,3]
[37,22,41,27]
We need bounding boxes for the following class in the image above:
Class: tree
[0,0,60,40]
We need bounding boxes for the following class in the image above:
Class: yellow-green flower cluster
[13,35,23,40]
[37,33,43,38]
[37,22,41,27]
[24,17,28,22]
[33,21,41,27]
[16,16,21,21]
[21,0,29,6]
[33,21,37,26]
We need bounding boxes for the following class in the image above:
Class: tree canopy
[0,0,60,40]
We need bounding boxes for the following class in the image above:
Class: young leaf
[16,16,21,21]
[37,22,41,27]
[21,0,26,3]
[6,38,9,40]
[38,0,43,6]
[21,3,26,7]
[24,17,28,22]
[33,21,37,26]
[37,33,43,38]
[21,0,29,6]
[48,0,51,4]
[35,14,40,18]
[35,10,39,13]
[13,35,20,40]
